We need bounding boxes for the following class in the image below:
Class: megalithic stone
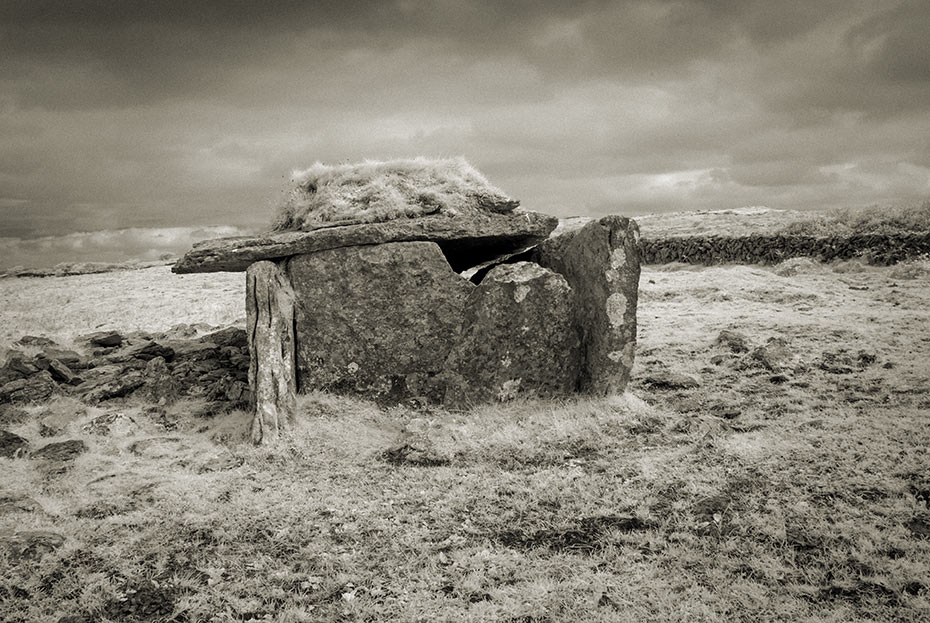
[442,262,581,409]
[246,260,297,443]
[529,215,641,395]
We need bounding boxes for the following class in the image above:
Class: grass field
[2,217,930,621]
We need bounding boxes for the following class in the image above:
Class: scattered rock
[1,371,57,404]
[77,370,145,404]
[81,412,138,437]
[443,262,581,408]
[5,353,40,377]
[14,336,58,347]
[290,242,473,403]
[38,347,83,368]
[715,329,750,353]
[129,341,175,362]
[31,439,87,461]
[0,495,42,514]
[643,371,701,390]
[906,516,930,539]
[139,356,181,405]
[746,338,794,372]
[382,418,449,467]
[40,357,82,385]
[4,531,65,562]
[0,429,29,458]
[86,331,124,347]
[201,327,247,348]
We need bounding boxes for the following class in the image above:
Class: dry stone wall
[288,241,474,403]
[640,233,930,266]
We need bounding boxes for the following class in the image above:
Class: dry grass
[0,266,243,350]
[779,199,930,237]
[2,253,929,621]
[272,157,519,231]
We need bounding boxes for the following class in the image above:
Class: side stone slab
[246,260,297,443]
[529,215,641,395]
[443,262,582,409]
[287,242,474,403]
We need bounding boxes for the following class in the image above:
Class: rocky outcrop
[443,262,581,409]
[246,261,297,443]
[529,215,641,395]
[172,210,558,273]
[289,242,474,403]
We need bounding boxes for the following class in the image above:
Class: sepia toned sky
[2,0,929,243]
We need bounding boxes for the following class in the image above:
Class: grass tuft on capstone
[272,157,520,231]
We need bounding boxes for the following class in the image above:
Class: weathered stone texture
[530,215,641,395]
[246,260,297,443]
[173,211,558,273]
[288,242,474,403]
[443,262,581,409]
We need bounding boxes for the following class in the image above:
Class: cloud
[0,0,927,247]
[0,226,253,271]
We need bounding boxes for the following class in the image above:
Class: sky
[1,0,929,267]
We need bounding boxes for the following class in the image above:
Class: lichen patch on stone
[606,292,628,328]
[610,247,626,269]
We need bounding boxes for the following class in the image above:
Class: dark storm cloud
[0,0,928,250]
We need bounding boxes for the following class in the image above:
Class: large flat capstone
[287,241,474,403]
[173,211,558,274]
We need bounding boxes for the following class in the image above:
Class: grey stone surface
[0,430,28,458]
[443,262,581,409]
[246,260,297,443]
[31,439,87,461]
[173,210,558,273]
[530,215,641,395]
[288,242,473,403]
[0,371,57,404]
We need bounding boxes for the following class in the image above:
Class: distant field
[0,266,243,349]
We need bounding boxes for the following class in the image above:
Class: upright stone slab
[443,262,581,409]
[288,241,474,403]
[530,215,641,395]
[246,260,297,443]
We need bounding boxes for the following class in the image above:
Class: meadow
[1,208,929,622]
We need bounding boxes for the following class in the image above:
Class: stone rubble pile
[0,326,250,412]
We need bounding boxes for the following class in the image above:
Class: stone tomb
[176,212,641,442]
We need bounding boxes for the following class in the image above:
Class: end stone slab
[246,260,297,443]
[530,215,641,395]
[172,210,558,274]
[443,262,581,409]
